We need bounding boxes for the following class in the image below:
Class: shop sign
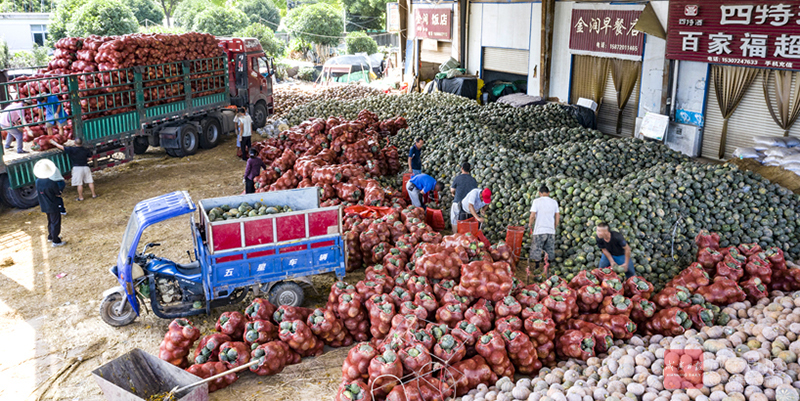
[387,3,400,33]
[666,0,800,70]
[569,9,645,58]
[414,8,451,40]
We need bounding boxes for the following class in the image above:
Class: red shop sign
[414,8,452,40]
[569,9,644,58]
[666,0,800,70]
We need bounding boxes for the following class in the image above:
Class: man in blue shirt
[406,173,443,211]
[407,138,423,175]
[38,95,67,137]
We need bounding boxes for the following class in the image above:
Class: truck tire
[1,177,39,209]
[268,281,304,307]
[199,118,221,149]
[100,293,137,327]
[133,137,149,155]
[252,101,268,129]
[170,124,199,157]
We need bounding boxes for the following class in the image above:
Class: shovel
[161,359,260,400]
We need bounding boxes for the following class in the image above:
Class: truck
[100,187,346,327]
[0,37,274,210]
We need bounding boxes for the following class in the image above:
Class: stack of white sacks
[734,136,800,176]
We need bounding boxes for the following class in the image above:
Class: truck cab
[218,37,275,129]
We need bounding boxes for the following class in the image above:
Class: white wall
[637,1,669,117]
[467,3,483,76]
[410,2,460,61]
[549,1,574,102]
[0,13,50,52]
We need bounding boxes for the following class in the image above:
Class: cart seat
[175,261,201,278]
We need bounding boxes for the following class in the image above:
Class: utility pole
[540,0,556,99]
[343,9,347,34]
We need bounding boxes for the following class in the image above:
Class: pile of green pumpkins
[284,92,800,288]
[207,202,294,222]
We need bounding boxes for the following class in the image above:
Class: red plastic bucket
[457,217,481,236]
[426,208,445,231]
[402,173,412,201]
[506,225,525,262]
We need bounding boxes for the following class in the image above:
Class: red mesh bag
[186,362,237,393]
[694,230,720,250]
[555,329,595,361]
[574,314,637,340]
[159,318,201,368]
[433,334,467,365]
[244,298,277,322]
[192,333,230,365]
[457,261,514,302]
[308,308,353,348]
[249,341,287,376]
[215,311,246,340]
[501,330,541,374]
[368,350,403,398]
[644,307,690,336]
[475,330,514,378]
[218,341,250,369]
[624,276,654,300]
[438,355,498,397]
[278,320,324,357]
[696,277,746,305]
[665,264,711,291]
[569,270,600,289]
[243,319,278,346]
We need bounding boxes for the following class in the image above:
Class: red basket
[506,225,525,262]
[402,173,412,201]
[457,217,481,236]
[426,208,445,231]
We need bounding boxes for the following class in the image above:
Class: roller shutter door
[483,47,530,76]
[596,70,640,137]
[704,70,800,160]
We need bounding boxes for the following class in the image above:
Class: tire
[252,101,267,129]
[165,148,177,157]
[170,124,199,157]
[100,293,137,327]
[0,175,11,208]
[133,137,149,155]
[1,176,39,209]
[199,118,221,149]
[268,281,304,307]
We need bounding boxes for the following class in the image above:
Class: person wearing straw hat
[34,159,67,247]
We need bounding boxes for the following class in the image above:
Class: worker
[38,94,67,136]
[459,187,491,223]
[528,185,560,278]
[244,148,264,194]
[407,137,423,175]
[450,161,477,228]
[33,159,66,247]
[1,100,33,154]
[236,107,253,161]
[50,138,97,200]
[595,222,635,278]
[406,173,443,211]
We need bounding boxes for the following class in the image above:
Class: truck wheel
[100,293,137,327]
[268,282,304,307]
[170,124,199,157]
[252,101,268,129]
[133,137,149,155]
[1,177,39,209]
[199,118,221,149]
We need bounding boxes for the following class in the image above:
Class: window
[31,24,48,47]
[258,58,269,75]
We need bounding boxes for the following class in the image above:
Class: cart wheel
[268,282,304,307]
[100,293,137,327]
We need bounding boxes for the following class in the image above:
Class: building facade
[0,13,51,52]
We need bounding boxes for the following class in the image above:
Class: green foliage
[67,0,139,37]
[297,66,315,81]
[341,0,387,30]
[238,0,280,28]
[154,0,184,26]
[1,0,55,12]
[234,23,286,58]
[139,24,186,34]
[345,31,377,55]
[192,7,249,36]
[172,0,210,28]
[285,3,343,46]
[0,39,9,69]
[48,0,90,46]
[9,45,50,68]
[128,0,164,25]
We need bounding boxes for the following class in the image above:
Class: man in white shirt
[528,185,560,277]
[236,107,253,161]
[459,187,491,223]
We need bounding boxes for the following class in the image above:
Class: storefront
[566,5,645,136]
[408,2,460,82]
[666,0,800,160]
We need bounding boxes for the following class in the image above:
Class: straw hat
[33,159,58,179]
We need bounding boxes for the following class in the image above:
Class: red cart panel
[245,218,274,247]
[211,223,242,251]
[309,210,339,237]
[277,214,306,242]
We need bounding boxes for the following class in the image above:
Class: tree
[172,0,209,28]
[238,0,280,29]
[67,0,139,37]
[193,7,249,36]
[156,0,183,26]
[0,38,10,69]
[235,23,285,58]
[1,0,55,12]
[9,45,50,68]
[128,0,164,25]
[341,0,388,31]
[345,31,377,55]
[285,3,343,47]
[47,0,89,46]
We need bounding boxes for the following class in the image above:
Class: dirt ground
[0,135,361,401]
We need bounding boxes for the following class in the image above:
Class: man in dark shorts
[450,162,478,228]
[50,138,97,201]
[595,221,635,278]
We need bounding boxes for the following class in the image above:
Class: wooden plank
[540,0,556,98]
